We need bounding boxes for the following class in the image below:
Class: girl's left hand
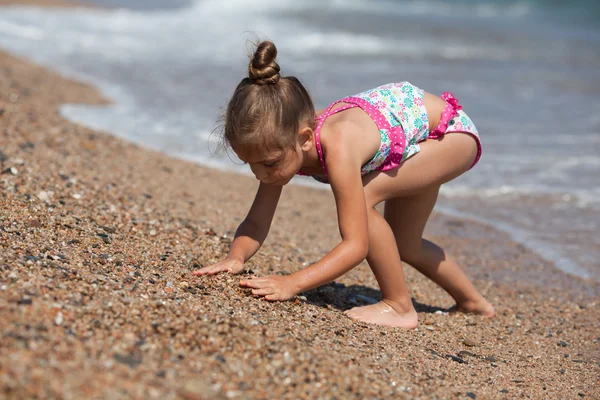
[239,275,299,301]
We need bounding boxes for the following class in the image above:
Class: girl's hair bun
[248,41,280,85]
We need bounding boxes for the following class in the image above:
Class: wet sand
[0,5,599,398]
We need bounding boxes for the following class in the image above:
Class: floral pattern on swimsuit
[353,82,429,174]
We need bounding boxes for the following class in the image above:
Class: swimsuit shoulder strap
[314,101,360,177]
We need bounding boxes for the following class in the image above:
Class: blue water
[0,0,598,281]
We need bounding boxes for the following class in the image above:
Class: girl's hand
[239,275,299,301]
[193,258,245,276]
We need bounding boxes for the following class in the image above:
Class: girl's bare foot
[451,298,495,317]
[344,300,418,328]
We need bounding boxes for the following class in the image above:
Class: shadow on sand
[302,281,449,314]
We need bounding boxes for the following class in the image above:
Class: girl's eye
[263,161,278,168]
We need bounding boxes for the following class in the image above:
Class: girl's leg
[384,188,494,316]
[344,208,418,328]
[345,187,492,327]
[346,133,493,326]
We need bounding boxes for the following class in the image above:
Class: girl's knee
[402,239,446,266]
[398,241,425,266]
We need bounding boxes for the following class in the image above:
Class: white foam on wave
[355,0,533,19]
[282,32,518,62]
[0,18,44,39]
[216,0,533,19]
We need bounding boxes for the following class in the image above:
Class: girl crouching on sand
[194,40,494,328]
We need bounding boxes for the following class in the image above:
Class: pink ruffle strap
[429,92,463,139]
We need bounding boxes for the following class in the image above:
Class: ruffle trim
[429,92,463,139]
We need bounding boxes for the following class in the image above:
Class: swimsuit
[299,82,481,184]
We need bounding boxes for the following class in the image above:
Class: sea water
[0,0,598,281]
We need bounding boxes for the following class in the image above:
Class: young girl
[194,40,494,328]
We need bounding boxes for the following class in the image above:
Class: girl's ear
[298,126,314,151]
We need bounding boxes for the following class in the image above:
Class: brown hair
[223,40,315,155]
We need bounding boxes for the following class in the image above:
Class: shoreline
[0,11,599,400]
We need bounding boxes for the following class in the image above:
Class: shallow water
[0,0,598,281]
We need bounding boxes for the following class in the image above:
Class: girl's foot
[344,300,418,328]
[451,298,495,317]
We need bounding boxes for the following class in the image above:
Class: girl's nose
[250,165,268,181]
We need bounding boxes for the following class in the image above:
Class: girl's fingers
[206,268,224,275]
[193,269,210,276]
[240,279,263,288]
[194,260,242,276]
[195,268,226,276]
[252,288,274,296]
[194,268,216,276]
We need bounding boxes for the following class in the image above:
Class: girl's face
[235,143,303,186]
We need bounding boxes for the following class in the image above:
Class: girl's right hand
[192,258,245,276]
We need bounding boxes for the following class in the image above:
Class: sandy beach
[1,3,599,399]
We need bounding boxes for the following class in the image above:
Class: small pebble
[37,191,53,202]
[2,166,18,175]
[429,349,443,358]
[446,355,466,364]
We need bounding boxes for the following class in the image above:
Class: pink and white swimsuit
[300,82,481,184]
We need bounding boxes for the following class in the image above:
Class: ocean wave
[192,0,534,19]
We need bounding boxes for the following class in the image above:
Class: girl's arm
[228,182,282,262]
[241,121,369,299]
[193,182,282,275]
[291,127,369,291]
